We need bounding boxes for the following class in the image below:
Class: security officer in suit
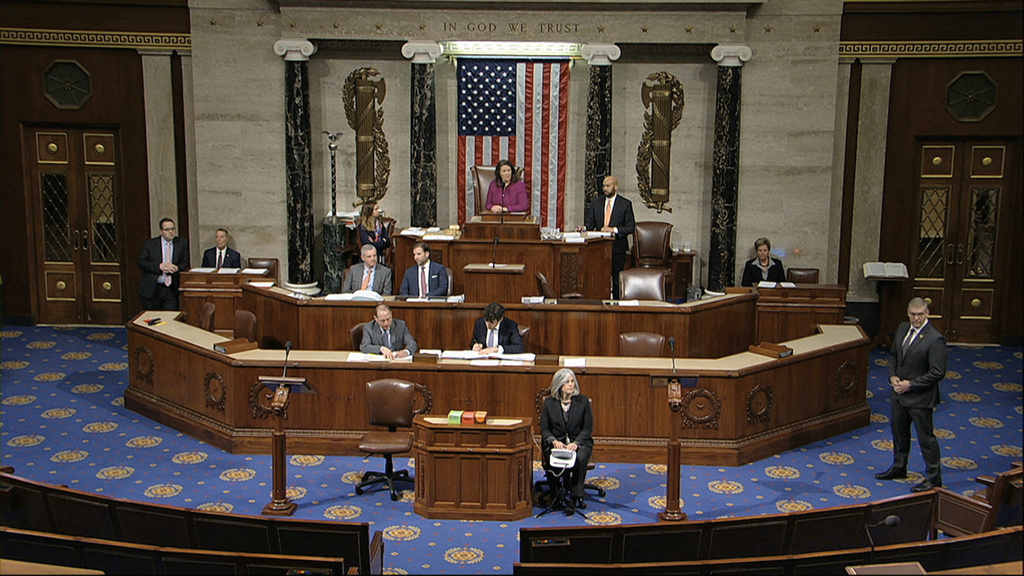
[470,302,524,354]
[200,228,242,269]
[875,297,948,492]
[138,218,190,310]
[579,175,635,299]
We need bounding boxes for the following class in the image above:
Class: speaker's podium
[412,414,533,521]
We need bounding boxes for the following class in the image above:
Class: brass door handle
[73,230,81,251]
[946,243,954,265]
[956,243,964,265]
[81,228,89,251]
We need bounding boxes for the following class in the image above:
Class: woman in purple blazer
[485,160,529,213]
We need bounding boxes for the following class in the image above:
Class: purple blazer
[485,180,529,213]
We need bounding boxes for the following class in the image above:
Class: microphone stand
[491,237,499,268]
[864,515,901,563]
[669,336,677,375]
[659,335,686,521]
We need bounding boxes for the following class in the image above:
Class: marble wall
[184,0,854,292]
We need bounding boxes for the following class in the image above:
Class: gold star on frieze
[813,25,821,33]
[376,23,384,31]
[289,22,297,29]
[419,24,427,31]
[209,19,217,26]
[729,25,737,33]
[764,25,772,33]
[598,25,606,33]
[333,23,340,30]
[256,19,264,28]
[685,27,694,34]
[641,26,648,34]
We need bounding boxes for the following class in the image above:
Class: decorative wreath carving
[133,346,154,386]
[834,360,860,400]
[343,67,390,206]
[679,388,721,430]
[249,381,274,420]
[204,372,226,413]
[635,71,685,213]
[746,383,773,425]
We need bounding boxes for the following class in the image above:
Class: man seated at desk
[360,304,417,360]
[471,302,524,355]
[201,228,242,269]
[341,244,393,295]
[399,241,448,297]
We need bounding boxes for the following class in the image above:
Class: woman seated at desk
[740,237,786,286]
[540,368,594,511]
[486,160,529,213]
[358,201,391,259]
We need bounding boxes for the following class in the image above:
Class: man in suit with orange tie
[200,228,241,269]
[138,218,190,310]
[875,297,948,492]
[579,175,635,299]
[341,244,393,295]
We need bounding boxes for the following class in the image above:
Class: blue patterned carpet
[1,325,1021,574]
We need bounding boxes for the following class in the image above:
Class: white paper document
[241,268,268,275]
[400,227,426,237]
[249,281,275,288]
[757,281,778,288]
[217,268,241,274]
[863,261,909,278]
[190,267,216,273]
[779,282,797,288]
[563,357,586,367]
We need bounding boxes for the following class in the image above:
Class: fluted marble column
[403,41,443,228]
[707,45,751,293]
[581,43,620,218]
[274,39,319,294]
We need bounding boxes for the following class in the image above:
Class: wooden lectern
[255,375,313,516]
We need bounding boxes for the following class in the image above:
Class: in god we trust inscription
[442,21,581,33]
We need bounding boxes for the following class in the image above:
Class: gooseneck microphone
[668,337,677,375]
[282,341,293,378]
[491,236,499,267]
[864,515,901,557]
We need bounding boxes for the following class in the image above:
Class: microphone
[282,341,293,378]
[864,515,900,558]
[491,236,499,267]
[668,337,677,375]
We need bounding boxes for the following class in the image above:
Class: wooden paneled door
[29,127,126,325]
[911,140,1015,343]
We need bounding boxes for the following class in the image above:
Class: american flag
[456,59,570,229]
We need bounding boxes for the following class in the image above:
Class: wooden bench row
[519,486,1014,568]
[1,526,349,575]
[513,526,1023,575]
[0,469,382,575]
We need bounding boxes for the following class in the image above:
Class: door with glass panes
[30,127,126,324]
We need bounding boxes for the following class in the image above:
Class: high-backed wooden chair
[971,462,1023,529]
[354,379,432,501]
[349,323,365,351]
[632,221,674,294]
[787,267,820,283]
[197,302,216,332]
[233,310,257,342]
[518,325,532,352]
[444,267,454,296]
[618,332,667,357]
[247,257,280,284]
[618,268,666,301]
[536,272,581,299]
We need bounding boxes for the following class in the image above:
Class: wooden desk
[461,214,539,240]
[413,415,533,521]
[393,233,612,300]
[755,284,848,344]
[125,313,870,465]
[179,270,270,335]
[462,263,527,302]
[240,284,758,358]
[669,250,696,300]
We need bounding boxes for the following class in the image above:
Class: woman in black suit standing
[740,237,786,286]
[357,201,391,260]
[540,368,594,510]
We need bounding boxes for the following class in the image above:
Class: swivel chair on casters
[536,450,586,518]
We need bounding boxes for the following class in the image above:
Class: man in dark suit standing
[200,228,241,269]
[399,242,448,297]
[341,244,393,295]
[579,175,635,299]
[138,217,190,310]
[360,304,418,360]
[471,302,524,354]
[875,297,948,492]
